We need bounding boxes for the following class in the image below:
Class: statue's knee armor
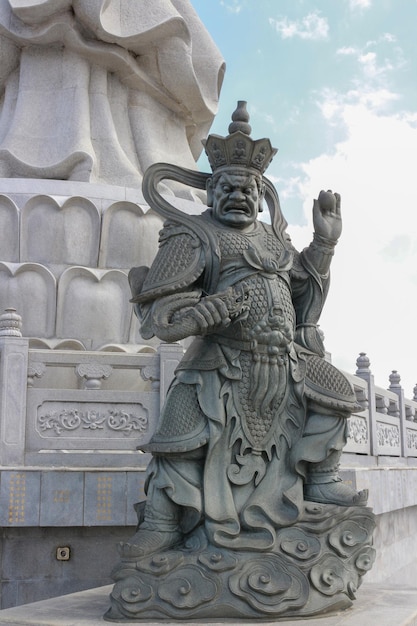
[141,382,209,454]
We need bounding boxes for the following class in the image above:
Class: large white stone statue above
[0,0,224,186]
[0,1,224,349]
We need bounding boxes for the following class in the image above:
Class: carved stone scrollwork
[27,361,47,387]
[37,403,148,438]
[141,364,160,391]
[106,505,375,621]
[376,422,400,448]
[107,410,148,435]
[406,429,417,451]
[75,363,113,389]
[347,415,369,445]
[38,409,81,434]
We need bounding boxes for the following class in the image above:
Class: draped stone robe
[0,0,224,185]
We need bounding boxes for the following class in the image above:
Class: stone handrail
[344,353,417,459]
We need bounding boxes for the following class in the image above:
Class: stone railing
[0,308,183,470]
[0,308,184,529]
[343,353,417,460]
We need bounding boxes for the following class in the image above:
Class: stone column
[0,309,29,466]
[158,342,184,405]
[389,370,408,457]
[355,352,378,456]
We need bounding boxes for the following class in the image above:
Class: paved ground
[0,582,416,626]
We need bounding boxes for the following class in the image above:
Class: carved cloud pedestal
[105,503,375,621]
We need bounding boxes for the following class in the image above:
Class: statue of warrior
[123,101,367,558]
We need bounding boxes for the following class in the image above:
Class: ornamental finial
[228,101,251,135]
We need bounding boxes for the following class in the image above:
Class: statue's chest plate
[243,273,295,332]
[216,225,284,260]
[214,226,295,337]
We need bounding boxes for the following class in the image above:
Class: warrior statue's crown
[203,100,278,176]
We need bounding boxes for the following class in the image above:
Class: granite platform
[0,582,417,626]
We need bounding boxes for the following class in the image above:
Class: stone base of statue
[105,502,375,621]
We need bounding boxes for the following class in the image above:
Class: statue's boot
[304,449,368,506]
[118,486,182,559]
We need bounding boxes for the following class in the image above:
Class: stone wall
[0,526,133,609]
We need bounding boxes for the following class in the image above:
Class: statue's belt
[210,334,290,415]
[210,334,290,355]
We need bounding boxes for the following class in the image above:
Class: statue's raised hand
[313,190,342,242]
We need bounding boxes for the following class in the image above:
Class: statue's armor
[136,223,206,304]
[142,218,357,455]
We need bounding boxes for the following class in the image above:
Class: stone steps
[0,582,416,626]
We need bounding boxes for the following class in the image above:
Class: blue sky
[192,0,417,395]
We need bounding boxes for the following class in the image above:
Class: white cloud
[358,51,396,78]
[286,96,417,395]
[220,0,242,14]
[318,87,400,127]
[269,12,329,41]
[349,0,372,10]
[382,33,396,43]
[335,35,406,114]
[337,46,357,56]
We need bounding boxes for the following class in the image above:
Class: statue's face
[207,171,264,230]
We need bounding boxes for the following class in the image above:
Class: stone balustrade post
[158,343,185,407]
[389,370,408,457]
[355,353,378,457]
[0,309,29,466]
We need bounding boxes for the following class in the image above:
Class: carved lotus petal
[329,520,371,557]
[198,548,238,572]
[355,546,376,572]
[112,575,153,611]
[310,555,349,596]
[229,555,308,614]
[278,528,321,561]
[158,565,217,608]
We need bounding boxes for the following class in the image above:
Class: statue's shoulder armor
[135,221,205,303]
